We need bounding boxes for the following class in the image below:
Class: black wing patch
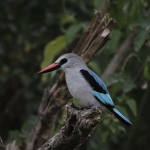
[80,69,107,94]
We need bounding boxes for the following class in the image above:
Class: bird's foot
[71,103,93,110]
[71,103,81,110]
[79,105,93,110]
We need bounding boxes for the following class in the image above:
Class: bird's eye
[60,58,68,65]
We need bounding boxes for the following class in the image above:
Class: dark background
[0,0,150,149]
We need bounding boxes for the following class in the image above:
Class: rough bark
[38,104,102,150]
[26,1,116,150]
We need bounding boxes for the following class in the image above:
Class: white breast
[64,68,100,108]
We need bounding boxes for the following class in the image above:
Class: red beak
[38,63,60,74]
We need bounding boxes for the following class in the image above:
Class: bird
[38,53,132,126]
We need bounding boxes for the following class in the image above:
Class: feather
[80,69,108,94]
[80,69,132,126]
[80,69,114,107]
[113,108,132,126]
[92,90,114,107]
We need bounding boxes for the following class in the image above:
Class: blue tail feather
[113,108,132,126]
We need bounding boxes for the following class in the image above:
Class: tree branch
[101,31,135,80]
[38,104,102,150]
[5,141,19,150]
[26,1,116,150]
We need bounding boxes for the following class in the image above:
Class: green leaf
[121,53,142,73]
[88,61,101,75]
[134,30,148,52]
[41,35,66,68]
[126,98,137,116]
[130,18,150,29]
[104,74,121,87]
[93,0,105,10]
[65,24,82,44]
[109,125,116,133]
[118,125,126,132]
[109,29,122,53]
[143,64,150,80]
[40,35,66,82]
[7,115,36,145]
[116,96,124,103]
[105,74,136,93]
[60,14,76,26]
[110,82,122,99]
[122,80,136,93]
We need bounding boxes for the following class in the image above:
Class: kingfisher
[38,53,132,126]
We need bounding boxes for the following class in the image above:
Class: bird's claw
[71,103,81,110]
[83,105,93,110]
[71,103,92,110]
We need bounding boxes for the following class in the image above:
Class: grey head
[38,53,87,74]
[55,53,87,71]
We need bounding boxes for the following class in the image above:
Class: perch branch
[6,141,19,150]
[38,104,102,150]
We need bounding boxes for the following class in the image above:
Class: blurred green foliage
[0,0,150,150]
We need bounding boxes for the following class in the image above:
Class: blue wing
[80,69,132,126]
[80,69,114,108]
[92,91,114,107]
